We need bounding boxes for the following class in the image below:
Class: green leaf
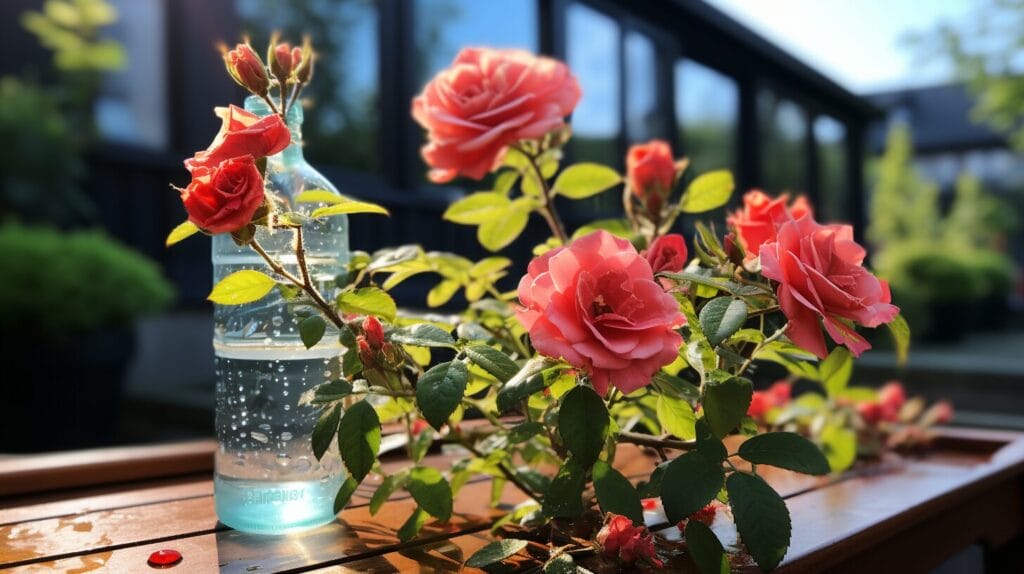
[657,395,697,440]
[410,428,434,463]
[543,553,577,574]
[738,432,831,475]
[727,472,791,571]
[653,371,702,403]
[332,476,359,514]
[369,472,407,515]
[165,220,199,246]
[469,256,512,278]
[593,460,643,524]
[702,375,753,438]
[507,421,545,444]
[496,358,560,413]
[685,520,729,574]
[662,451,724,523]
[310,199,389,218]
[312,379,353,404]
[819,423,857,472]
[337,287,397,322]
[695,418,727,462]
[887,313,911,366]
[571,218,633,240]
[397,506,429,542]
[466,539,530,568]
[388,323,455,348]
[543,458,587,517]
[679,170,734,213]
[208,270,277,305]
[558,386,609,467]
[553,163,621,199]
[312,404,341,460]
[699,298,748,347]
[818,347,853,398]
[295,189,345,204]
[299,315,327,349]
[443,191,510,224]
[337,400,381,481]
[426,279,460,307]
[416,360,469,430]
[477,199,530,251]
[465,345,520,383]
[637,462,668,498]
[408,466,453,521]
[341,349,362,378]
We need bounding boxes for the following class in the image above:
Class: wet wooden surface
[1,428,1022,573]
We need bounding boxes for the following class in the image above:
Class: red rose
[181,156,265,234]
[223,44,270,95]
[185,105,292,172]
[362,316,386,350]
[748,391,770,419]
[747,381,791,419]
[728,190,812,260]
[644,234,689,276]
[627,140,676,215]
[760,216,899,359]
[516,231,685,396]
[596,514,663,567]
[412,47,581,183]
[858,401,883,425]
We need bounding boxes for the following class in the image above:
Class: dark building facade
[0,0,880,306]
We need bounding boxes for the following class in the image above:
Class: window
[625,32,667,143]
[759,90,807,193]
[815,116,847,220]
[567,3,621,168]
[237,0,380,172]
[414,0,537,85]
[96,0,168,150]
[674,59,738,176]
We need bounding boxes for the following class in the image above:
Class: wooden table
[1,428,1023,573]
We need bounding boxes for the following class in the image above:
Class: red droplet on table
[148,549,183,568]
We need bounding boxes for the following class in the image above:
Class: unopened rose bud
[858,401,882,425]
[224,43,269,95]
[362,316,385,350]
[627,140,676,219]
[294,38,314,84]
[357,336,376,367]
[272,42,293,81]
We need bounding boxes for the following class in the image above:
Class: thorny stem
[514,144,569,245]
[259,93,281,116]
[457,433,542,501]
[737,322,790,376]
[249,234,345,329]
[617,431,696,452]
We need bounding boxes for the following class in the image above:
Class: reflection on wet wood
[0,428,1022,573]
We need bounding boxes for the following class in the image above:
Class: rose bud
[931,400,954,425]
[271,42,293,81]
[644,234,689,276]
[627,140,676,217]
[878,381,906,412]
[747,391,769,419]
[858,401,883,425]
[362,316,385,350]
[356,336,376,367]
[596,514,663,567]
[294,39,315,84]
[223,43,269,96]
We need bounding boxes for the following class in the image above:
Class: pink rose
[185,105,292,172]
[596,514,663,567]
[760,216,899,358]
[644,234,689,276]
[728,190,812,260]
[181,155,265,234]
[411,47,581,183]
[516,231,685,395]
[747,381,791,419]
[627,140,676,215]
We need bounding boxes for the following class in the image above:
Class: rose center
[590,295,614,318]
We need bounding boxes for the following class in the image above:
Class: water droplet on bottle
[239,432,247,438]
[280,431,293,441]
[271,316,284,327]
[251,431,269,443]
[276,453,291,466]
[283,404,291,411]
[277,365,285,373]
[258,423,271,432]
[282,390,289,397]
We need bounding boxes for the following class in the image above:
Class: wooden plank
[0,440,216,498]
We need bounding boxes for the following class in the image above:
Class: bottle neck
[243,95,304,164]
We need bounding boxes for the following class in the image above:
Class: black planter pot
[0,327,134,453]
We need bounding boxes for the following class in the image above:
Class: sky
[705,0,977,94]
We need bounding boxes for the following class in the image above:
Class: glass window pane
[759,91,807,193]
[238,0,380,173]
[674,60,738,176]
[814,116,847,220]
[625,32,667,143]
[414,0,537,85]
[567,3,620,168]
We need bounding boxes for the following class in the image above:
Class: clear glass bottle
[212,95,349,533]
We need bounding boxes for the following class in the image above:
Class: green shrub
[969,250,1015,299]
[0,222,174,338]
[878,242,982,304]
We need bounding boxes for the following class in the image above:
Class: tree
[867,123,940,250]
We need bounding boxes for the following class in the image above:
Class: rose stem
[456,433,543,501]
[617,430,696,452]
[249,234,345,329]
[515,144,569,245]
